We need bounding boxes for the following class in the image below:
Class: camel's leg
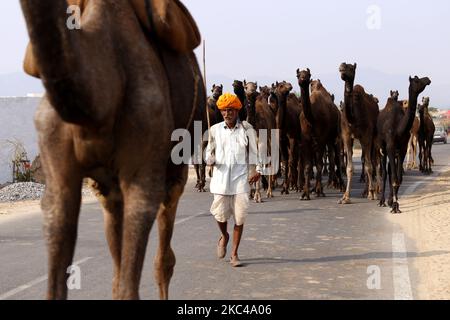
[254,180,262,203]
[280,138,289,195]
[301,155,312,201]
[339,136,353,204]
[194,164,200,189]
[118,178,163,299]
[387,148,400,213]
[43,169,82,300]
[96,186,124,300]
[412,136,418,169]
[288,139,298,192]
[359,150,366,183]
[154,164,188,300]
[314,151,325,197]
[333,141,345,192]
[406,137,412,170]
[378,151,388,207]
[362,142,375,200]
[427,141,433,174]
[267,174,273,198]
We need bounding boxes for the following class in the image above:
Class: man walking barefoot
[206,93,261,267]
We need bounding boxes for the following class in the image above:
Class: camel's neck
[343,79,354,123]
[397,88,419,137]
[246,94,257,127]
[300,85,314,125]
[275,93,288,131]
[21,0,93,124]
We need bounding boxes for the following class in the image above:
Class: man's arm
[205,126,216,166]
[246,125,262,183]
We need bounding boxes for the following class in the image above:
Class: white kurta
[205,120,261,195]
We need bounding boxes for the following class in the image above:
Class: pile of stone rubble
[0,182,93,203]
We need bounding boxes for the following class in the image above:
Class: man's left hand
[249,172,261,184]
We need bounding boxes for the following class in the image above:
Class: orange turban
[216,93,242,110]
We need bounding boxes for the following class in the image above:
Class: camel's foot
[197,187,206,192]
[368,191,375,201]
[254,192,262,203]
[378,199,387,207]
[301,192,311,201]
[390,202,402,214]
[388,198,394,207]
[281,187,289,195]
[266,190,273,198]
[195,181,200,189]
[338,196,351,204]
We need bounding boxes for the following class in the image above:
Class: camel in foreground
[339,63,379,204]
[377,77,431,213]
[20,0,205,299]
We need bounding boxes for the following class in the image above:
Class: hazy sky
[1,1,449,103]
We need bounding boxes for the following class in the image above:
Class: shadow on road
[241,250,450,266]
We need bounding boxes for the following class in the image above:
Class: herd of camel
[196,63,434,214]
[19,0,437,300]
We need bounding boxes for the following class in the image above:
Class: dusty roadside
[388,170,450,299]
[0,194,97,224]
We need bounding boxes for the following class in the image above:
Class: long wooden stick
[203,40,211,132]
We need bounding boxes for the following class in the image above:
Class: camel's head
[211,84,223,100]
[274,81,293,96]
[422,96,430,106]
[390,90,399,101]
[296,68,312,89]
[259,85,271,96]
[339,62,357,82]
[310,79,323,92]
[339,101,345,111]
[402,100,409,110]
[409,76,431,95]
[244,81,258,97]
[232,80,245,95]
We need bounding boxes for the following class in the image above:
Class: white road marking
[0,257,93,300]
[175,211,208,225]
[392,233,413,300]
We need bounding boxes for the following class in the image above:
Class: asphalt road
[0,142,449,300]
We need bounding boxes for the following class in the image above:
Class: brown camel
[339,63,380,204]
[232,80,248,121]
[194,84,223,192]
[309,78,344,193]
[244,81,277,202]
[21,0,205,300]
[272,81,301,195]
[418,97,435,174]
[377,76,431,213]
[402,100,420,170]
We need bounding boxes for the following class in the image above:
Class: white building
[0,96,41,184]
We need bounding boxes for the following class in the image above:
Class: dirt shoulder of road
[0,194,97,224]
[388,170,450,300]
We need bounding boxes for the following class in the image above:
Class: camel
[194,84,223,192]
[20,0,205,300]
[309,78,344,193]
[339,63,379,204]
[418,97,435,174]
[402,100,420,170]
[232,80,248,121]
[244,81,277,202]
[271,81,301,195]
[296,70,343,200]
[377,76,431,213]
